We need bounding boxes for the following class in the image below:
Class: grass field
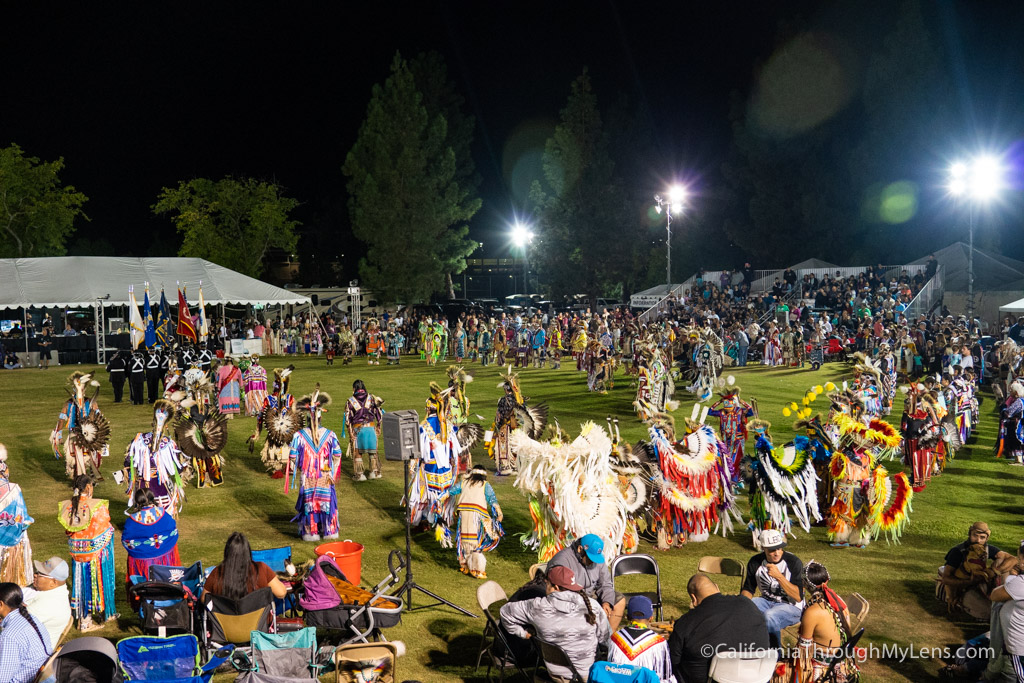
[0,355,1014,682]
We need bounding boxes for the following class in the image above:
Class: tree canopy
[0,143,88,258]
[343,52,481,303]
[153,176,299,278]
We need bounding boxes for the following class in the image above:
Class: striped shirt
[0,608,52,683]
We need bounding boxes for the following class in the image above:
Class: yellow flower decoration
[783,407,792,417]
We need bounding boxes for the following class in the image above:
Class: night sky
[3,2,1023,267]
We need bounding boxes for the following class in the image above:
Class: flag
[177,286,197,342]
[129,286,146,349]
[143,286,157,348]
[155,289,172,346]
[197,284,209,342]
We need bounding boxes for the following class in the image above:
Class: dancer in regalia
[0,444,33,585]
[59,475,116,631]
[249,366,300,476]
[487,366,547,475]
[996,381,1024,465]
[121,488,181,583]
[450,465,503,578]
[344,379,384,481]
[287,387,342,542]
[447,365,474,472]
[243,354,269,416]
[901,383,941,492]
[173,368,228,488]
[123,399,190,515]
[51,372,111,480]
[707,376,754,482]
[215,356,242,418]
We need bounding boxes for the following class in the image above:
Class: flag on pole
[129,286,146,349]
[143,285,157,348]
[197,283,209,342]
[155,288,172,346]
[177,285,198,342]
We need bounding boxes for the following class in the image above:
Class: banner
[177,285,197,342]
[128,286,145,349]
[197,284,209,342]
[143,285,157,348]
[155,289,172,346]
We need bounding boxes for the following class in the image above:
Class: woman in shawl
[58,475,116,632]
[215,356,242,418]
[121,488,180,583]
[0,444,33,586]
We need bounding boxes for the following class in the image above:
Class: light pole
[511,222,534,295]
[654,185,687,290]
[948,155,1003,330]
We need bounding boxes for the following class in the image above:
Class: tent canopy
[999,296,1024,313]
[910,242,1024,292]
[0,257,310,310]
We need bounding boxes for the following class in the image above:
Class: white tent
[0,257,309,309]
[999,296,1024,313]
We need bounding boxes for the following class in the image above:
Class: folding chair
[697,556,746,592]
[587,660,659,683]
[707,648,779,683]
[476,581,508,670]
[610,554,662,621]
[532,636,585,683]
[203,586,276,654]
[118,634,234,683]
[846,593,870,631]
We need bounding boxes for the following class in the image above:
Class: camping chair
[36,636,120,683]
[252,546,299,616]
[610,554,662,621]
[532,636,585,683]
[334,642,399,683]
[128,581,197,637]
[117,634,234,683]
[234,627,324,682]
[707,648,779,683]
[203,586,276,653]
[846,593,870,631]
[819,628,865,683]
[587,660,659,683]
[697,556,746,592]
[150,561,205,598]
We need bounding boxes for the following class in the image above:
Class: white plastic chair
[708,648,779,683]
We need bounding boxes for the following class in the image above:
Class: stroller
[36,637,120,683]
[117,634,233,683]
[233,627,326,682]
[128,562,205,637]
[299,551,404,644]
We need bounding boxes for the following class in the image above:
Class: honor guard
[146,346,163,403]
[105,349,128,403]
[197,341,213,376]
[181,343,196,369]
[129,348,146,405]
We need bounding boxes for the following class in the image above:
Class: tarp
[0,257,309,309]
[999,296,1024,313]
[909,242,1024,292]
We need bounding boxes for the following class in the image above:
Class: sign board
[230,339,247,355]
[347,287,361,295]
[630,294,664,308]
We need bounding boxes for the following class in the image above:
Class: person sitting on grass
[939,522,1017,621]
[740,528,804,647]
[608,595,675,683]
[500,566,611,682]
[203,532,288,601]
[547,534,627,631]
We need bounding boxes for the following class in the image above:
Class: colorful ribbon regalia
[124,399,190,515]
[743,419,820,549]
[513,422,628,562]
[707,375,754,482]
[0,448,33,586]
[59,497,116,622]
[487,366,547,476]
[644,405,738,550]
[121,504,180,580]
[287,387,342,542]
[51,372,111,480]
[996,381,1024,464]
[633,338,676,422]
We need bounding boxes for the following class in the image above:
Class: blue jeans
[738,345,748,366]
[751,598,802,645]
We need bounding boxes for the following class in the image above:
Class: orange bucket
[315,539,364,585]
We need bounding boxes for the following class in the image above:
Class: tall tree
[0,143,88,258]
[343,52,481,303]
[530,70,628,301]
[153,176,299,278]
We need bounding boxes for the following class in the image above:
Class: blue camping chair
[251,546,296,616]
[118,633,233,682]
[150,561,205,599]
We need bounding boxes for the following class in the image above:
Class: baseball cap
[578,534,606,564]
[761,529,788,552]
[34,557,69,582]
[627,595,653,620]
[547,566,583,592]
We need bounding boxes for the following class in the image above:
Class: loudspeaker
[383,409,420,461]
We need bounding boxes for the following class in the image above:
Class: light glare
[668,184,687,203]
[511,222,533,247]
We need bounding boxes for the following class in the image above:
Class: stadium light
[511,221,534,293]
[654,184,689,289]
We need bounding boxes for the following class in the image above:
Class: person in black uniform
[197,341,213,376]
[37,328,53,370]
[106,349,128,402]
[128,349,146,405]
[146,346,163,403]
[181,343,196,370]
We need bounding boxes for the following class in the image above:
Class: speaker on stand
[381,410,475,618]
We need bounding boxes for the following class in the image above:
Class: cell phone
[112,470,124,485]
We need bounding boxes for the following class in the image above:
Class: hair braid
[581,593,597,626]
[18,605,50,654]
